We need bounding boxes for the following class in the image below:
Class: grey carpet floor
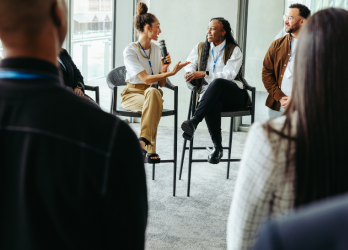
[129,124,248,250]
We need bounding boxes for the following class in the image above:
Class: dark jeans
[194,78,248,146]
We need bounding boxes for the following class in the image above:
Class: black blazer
[0,57,148,249]
[58,49,85,92]
[254,194,348,250]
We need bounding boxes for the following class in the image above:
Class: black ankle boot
[208,145,223,164]
[181,117,198,140]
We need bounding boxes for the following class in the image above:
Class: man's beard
[285,22,300,34]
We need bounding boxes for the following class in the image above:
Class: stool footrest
[185,147,230,150]
[145,159,174,164]
[190,159,241,163]
[158,160,175,163]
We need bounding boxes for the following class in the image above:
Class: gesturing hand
[73,87,84,97]
[186,72,205,82]
[170,61,191,76]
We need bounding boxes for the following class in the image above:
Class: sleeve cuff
[204,71,213,82]
[274,90,286,101]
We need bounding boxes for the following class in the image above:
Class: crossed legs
[182,78,247,163]
[122,86,164,159]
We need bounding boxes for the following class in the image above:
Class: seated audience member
[227,8,348,250]
[181,17,251,164]
[0,0,147,249]
[58,48,93,101]
[254,193,348,250]
[122,2,189,163]
[263,3,310,119]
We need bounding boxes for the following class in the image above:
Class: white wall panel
[115,0,135,67]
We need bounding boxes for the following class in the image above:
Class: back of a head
[0,0,54,36]
[134,2,157,33]
[289,8,348,207]
[0,0,66,55]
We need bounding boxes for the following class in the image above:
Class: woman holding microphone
[122,2,189,163]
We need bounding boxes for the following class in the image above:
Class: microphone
[159,40,170,64]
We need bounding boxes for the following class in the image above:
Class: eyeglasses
[283,15,303,21]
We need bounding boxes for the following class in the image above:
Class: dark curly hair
[134,2,157,33]
[199,17,239,73]
[289,3,311,19]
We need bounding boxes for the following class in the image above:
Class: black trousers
[194,78,248,146]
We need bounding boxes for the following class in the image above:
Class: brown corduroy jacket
[262,34,292,111]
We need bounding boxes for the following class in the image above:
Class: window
[71,0,113,81]
[70,0,114,111]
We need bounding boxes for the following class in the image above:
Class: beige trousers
[121,83,164,154]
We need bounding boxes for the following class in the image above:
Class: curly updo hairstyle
[200,17,240,73]
[134,2,157,33]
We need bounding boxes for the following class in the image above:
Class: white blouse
[184,39,244,98]
[123,42,162,85]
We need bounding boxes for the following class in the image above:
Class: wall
[140,0,239,130]
[244,0,285,92]
[115,1,135,68]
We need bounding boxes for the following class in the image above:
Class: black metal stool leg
[173,109,178,196]
[180,91,193,180]
[227,118,234,179]
[187,138,194,197]
[179,139,187,180]
[110,90,114,114]
[152,163,155,180]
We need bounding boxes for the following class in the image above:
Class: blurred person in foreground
[227,8,348,250]
[254,193,348,250]
[0,0,147,249]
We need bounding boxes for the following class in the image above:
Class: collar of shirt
[210,39,227,53]
[0,57,60,77]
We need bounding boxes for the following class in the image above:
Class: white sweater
[227,115,297,250]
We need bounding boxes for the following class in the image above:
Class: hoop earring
[220,35,222,41]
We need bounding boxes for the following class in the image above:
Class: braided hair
[200,18,240,72]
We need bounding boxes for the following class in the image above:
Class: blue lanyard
[289,40,295,63]
[0,70,60,83]
[138,41,153,75]
[57,57,67,71]
[212,43,226,73]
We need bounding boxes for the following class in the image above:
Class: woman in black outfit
[182,17,250,164]
[58,48,93,101]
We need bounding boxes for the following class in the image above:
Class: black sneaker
[208,146,223,164]
[181,119,196,138]
[182,132,193,140]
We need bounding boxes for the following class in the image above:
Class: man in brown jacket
[262,3,310,119]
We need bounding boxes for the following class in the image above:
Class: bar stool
[106,66,178,196]
[179,78,256,196]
